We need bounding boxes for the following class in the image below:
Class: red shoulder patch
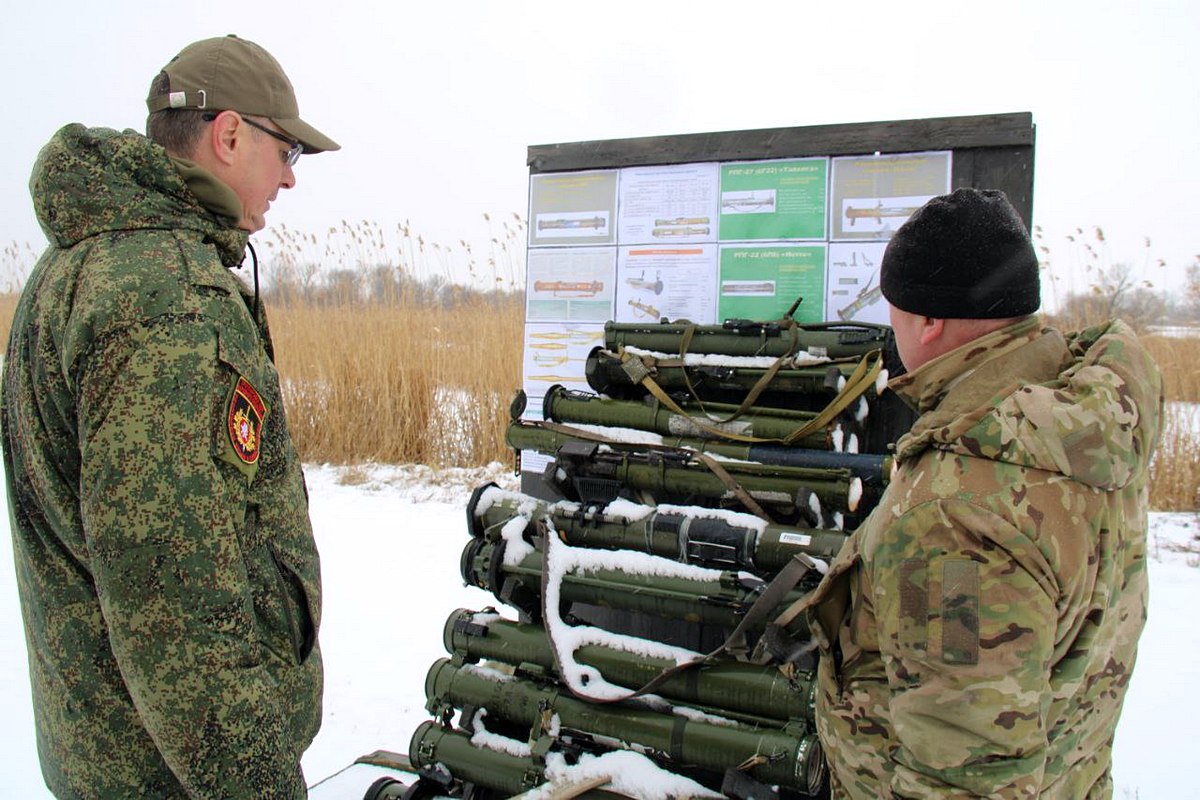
[228,377,267,464]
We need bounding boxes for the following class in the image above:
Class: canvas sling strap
[615,342,883,448]
[675,319,800,421]
[533,419,776,524]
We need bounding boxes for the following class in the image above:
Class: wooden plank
[354,749,415,772]
[528,113,1033,174]
[951,145,1036,226]
[510,774,620,799]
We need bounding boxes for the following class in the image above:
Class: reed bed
[267,291,523,468]
[0,293,17,342]
[1148,402,1200,511]
[1142,335,1200,404]
[1142,335,1200,510]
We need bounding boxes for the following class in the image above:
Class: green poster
[718,245,827,323]
[719,159,828,241]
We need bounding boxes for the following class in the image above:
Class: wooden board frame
[527,112,1035,224]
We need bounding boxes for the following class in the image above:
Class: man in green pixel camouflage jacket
[1,36,339,798]
[800,189,1164,797]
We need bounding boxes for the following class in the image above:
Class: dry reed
[1148,403,1200,511]
[1142,335,1200,404]
[1142,335,1200,510]
[268,291,523,467]
[0,294,17,342]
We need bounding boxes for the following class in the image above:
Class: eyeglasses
[241,117,303,167]
[204,112,303,167]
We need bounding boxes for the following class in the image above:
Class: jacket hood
[891,318,1164,491]
[29,124,247,266]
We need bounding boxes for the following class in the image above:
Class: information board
[519,113,1035,435]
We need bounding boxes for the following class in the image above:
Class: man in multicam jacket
[799,189,1164,798]
[1,36,338,798]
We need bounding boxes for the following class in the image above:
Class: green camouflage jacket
[801,317,1163,798]
[2,125,322,799]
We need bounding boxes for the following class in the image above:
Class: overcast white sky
[2,0,1196,296]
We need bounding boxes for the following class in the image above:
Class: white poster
[615,244,718,324]
[518,322,606,480]
[825,242,889,324]
[617,162,719,245]
[614,244,715,321]
[521,323,605,419]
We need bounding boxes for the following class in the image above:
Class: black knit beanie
[879,188,1040,319]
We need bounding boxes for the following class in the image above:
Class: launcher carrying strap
[536,419,776,523]
[616,344,883,447]
[675,319,801,422]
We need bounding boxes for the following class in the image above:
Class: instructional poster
[617,163,719,245]
[522,323,605,418]
[518,322,606,477]
[826,242,889,324]
[526,247,617,322]
[829,151,951,240]
[528,170,619,247]
[718,158,829,241]
[523,149,952,397]
[718,244,827,324]
[615,244,718,323]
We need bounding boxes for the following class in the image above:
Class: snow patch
[513,749,724,800]
[469,708,532,758]
[540,525,706,700]
[623,345,830,369]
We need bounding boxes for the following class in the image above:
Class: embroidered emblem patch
[228,377,266,464]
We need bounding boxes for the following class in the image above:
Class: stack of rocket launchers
[403,317,911,799]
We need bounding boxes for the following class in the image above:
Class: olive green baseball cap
[147,34,339,154]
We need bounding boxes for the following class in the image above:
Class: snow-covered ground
[1,462,1197,798]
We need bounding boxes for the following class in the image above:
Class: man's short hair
[145,71,208,157]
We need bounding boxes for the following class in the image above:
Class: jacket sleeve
[868,497,1057,799]
[75,314,308,799]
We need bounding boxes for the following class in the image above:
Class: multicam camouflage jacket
[1,125,322,799]
[800,316,1163,798]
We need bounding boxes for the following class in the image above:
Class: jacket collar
[169,156,249,268]
[888,317,1070,463]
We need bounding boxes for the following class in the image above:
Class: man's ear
[204,110,242,168]
[918,316,945,346]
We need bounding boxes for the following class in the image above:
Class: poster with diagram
[615,244,718,323]
[830,151,951,240]
[718,158,828,241]
[617,163,719,245]
[526,247,617,322]
[517,322,606,477]
[717,244,828,324]
[825,242,890,324]
[521,323,605,417]
[524,148,953,392]
[528,170,619,247]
